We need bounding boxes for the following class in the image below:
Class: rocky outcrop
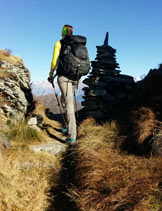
[30,142,66,155]
[82,33,135,119]
[0,50,33,122]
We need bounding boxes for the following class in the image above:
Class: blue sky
[0,0,162,81]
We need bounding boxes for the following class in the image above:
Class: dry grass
[150,122,162,155]
[0,69,11,79]
[4,48,12,56]
[116,69,162,156]
[0,103,65,210]
[0,148,62,211]
[132,70,162,123]
[66,117,162,211]
[0,137,5,152]
[3,121,43,148]
[117,106,161,156]
[1,63,162,210]
[32,102,61,129]
[2,102,67,148]
[67,69,162,210]
[78,117,119,150]
[31,102,66,143]
[0,49,24,66]
[132,107,156,144]
[0,111,5,131]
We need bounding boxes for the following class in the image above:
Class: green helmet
[62,25,69,36]
[62,25,73,36]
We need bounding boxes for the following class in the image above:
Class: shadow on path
[45,129,65,144]
[47,144,78,211]
[45,108,65,124]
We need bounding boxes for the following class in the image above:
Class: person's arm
[49,40,61,77]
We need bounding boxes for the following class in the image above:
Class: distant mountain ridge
[134,74,146,82]
[30,79,87,102]
[30,76,145,102]
[34,94,82,114]
[30,80,59,96]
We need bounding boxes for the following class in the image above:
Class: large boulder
[0,50,33,122]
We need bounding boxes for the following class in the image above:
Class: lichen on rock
[0,50,34,123]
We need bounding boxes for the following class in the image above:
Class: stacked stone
[82,32,135,118]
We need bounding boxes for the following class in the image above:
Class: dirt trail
[31,104,68,145]
[30,104,78,210]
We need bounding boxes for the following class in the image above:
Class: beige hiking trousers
[57,76,79,139]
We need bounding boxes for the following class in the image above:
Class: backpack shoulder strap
[62,35,73,44]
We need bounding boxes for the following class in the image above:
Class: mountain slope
[30,79,87,102]
[34,94,82,114]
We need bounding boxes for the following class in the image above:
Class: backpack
[58,35,90,79]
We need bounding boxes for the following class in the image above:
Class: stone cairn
[82,32,135,119]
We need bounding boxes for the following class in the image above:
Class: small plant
[3,121,42,146]
[4,48,12,56]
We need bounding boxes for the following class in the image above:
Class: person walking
[48,25,78,144]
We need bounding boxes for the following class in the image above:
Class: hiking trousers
[57,75,78,140]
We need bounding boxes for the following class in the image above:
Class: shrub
[4,48,12,56]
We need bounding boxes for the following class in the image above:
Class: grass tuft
[4,48,12,56]
[0,49,24,65]
[3,121,43,147]
[78,118,119,150]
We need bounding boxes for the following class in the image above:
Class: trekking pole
[74,90,79,120]
[51,76,68,129]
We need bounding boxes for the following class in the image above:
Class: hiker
[48,25,90,144]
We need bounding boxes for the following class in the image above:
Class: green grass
[3,121,43,146]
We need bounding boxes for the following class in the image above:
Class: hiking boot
[62,128,68,133]
[65,138,76,144]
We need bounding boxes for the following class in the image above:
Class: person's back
[48,25,79,144]
[49,25,74,80]
[57,35,90,81]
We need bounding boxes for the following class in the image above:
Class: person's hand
[47,76,53,83]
